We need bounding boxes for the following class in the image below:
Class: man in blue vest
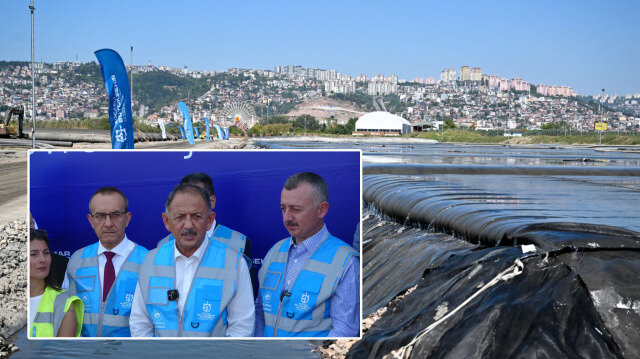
[256,172,360,337]
[63,187,149,337]
[129,183,254,336]
[156,172,257,296]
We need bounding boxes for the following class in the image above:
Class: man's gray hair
[165,183,212,213]
[283,172,328,203]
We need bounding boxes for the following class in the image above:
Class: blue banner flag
[94,49,134,149]
[194,127,200,138]
[177,101,195,145]
[177,125,185,139]
[213,124,223,140]
[223,127,230,140]
[205,117,210,141]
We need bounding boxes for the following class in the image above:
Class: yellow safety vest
[31,286,84,337]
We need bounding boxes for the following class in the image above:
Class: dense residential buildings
[1,60,638,132]
[440,68,456,83]
[470,67,482,82]
[459,66,471,82]
[367,81,397,96]
[325,79,356,94]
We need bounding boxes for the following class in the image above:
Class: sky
[1,0,639,96]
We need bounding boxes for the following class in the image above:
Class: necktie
[103,251,116,302]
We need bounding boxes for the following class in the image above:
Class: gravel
[0,219,27,357]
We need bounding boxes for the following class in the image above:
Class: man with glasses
[63,186,149,337]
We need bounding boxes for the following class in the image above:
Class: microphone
[167,289,179,301]
[280,290,291,302]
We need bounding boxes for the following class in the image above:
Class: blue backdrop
[29,150,360,273]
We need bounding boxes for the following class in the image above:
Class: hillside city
[2,61,640,132]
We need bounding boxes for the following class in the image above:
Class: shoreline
[4,133,640,151]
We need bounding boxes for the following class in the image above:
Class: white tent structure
[354,111,412,135]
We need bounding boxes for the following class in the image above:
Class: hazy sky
[2,0,639,95]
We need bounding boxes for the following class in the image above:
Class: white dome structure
[355,111,412,135]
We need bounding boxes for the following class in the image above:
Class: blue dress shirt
[255,225,360,337]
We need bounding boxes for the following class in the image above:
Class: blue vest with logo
[258,235,358,337]
[67,242,148,337]
[138,238,240,337]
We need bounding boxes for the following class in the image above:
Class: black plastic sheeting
[364,163,640,177]
[353,173,640,358]
[363,175,640,252]
[361,209,475,316]
[351,247,633,358]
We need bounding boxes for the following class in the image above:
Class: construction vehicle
[0,106,26,138]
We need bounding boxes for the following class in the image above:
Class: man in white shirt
[155,172,257,296]
[64,187,149,337]
[129,183,254,337]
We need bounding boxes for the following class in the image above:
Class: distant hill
[0,61,30,69]
[132,71,211,112]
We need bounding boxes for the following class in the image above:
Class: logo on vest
[151,310,166,329]
[119,292,134,309]
[262,292,273,312]
[197,301,216,321]
[81,294,91,311]
[294,292,312,313]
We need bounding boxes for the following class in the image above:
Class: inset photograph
[28,150,361,339]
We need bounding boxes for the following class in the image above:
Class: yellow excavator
[0,106,26,138]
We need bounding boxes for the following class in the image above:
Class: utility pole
[600,88,605,145]
[130,46,133,120]
[30,0,36,148]
[130,46,133,97]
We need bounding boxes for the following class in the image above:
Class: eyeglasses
[91,211,127,222]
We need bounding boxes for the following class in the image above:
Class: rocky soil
[0,220,27,357]
[286,97,367,123]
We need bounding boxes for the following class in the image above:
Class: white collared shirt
[62,236,135,291]
[174,236,210,315]
[129,235,255,337]
[205,219,217,240]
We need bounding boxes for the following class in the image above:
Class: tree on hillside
[292,114,321,130]
[346,117,357,132]
[325,117,358,135]
[260,115,289,125]
[444,118,457,129]
[541,120,570,130]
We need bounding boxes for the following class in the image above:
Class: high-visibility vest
[258,235,358,337]
[31,286,84,337]
[67,243,148,337]
[138,238,241,337]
